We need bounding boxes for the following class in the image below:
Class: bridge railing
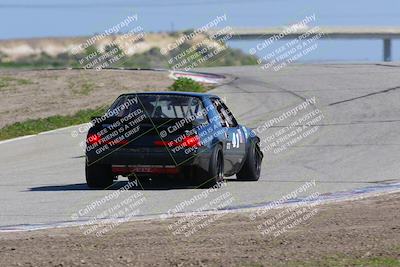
[207,27,400,62]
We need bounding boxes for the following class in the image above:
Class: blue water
[0,0,399,61]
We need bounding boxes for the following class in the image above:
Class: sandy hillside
[0,69,173,127]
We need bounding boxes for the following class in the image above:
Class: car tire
[198,144,224,188]
[236,140,262,181]
[85,160,113,189]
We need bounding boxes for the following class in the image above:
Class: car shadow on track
[27,178,219,191]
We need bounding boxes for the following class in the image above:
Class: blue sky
[1,0,399,39]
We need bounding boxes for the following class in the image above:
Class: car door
[210,98,233,174]
[218,100,247,173]
[211,98,246,175]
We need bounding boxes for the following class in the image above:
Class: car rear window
[108,94,208,122]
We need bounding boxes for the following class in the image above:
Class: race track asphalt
[1,63,399,228]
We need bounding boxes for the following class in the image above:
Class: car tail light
[181,135,201,147]
[111,139,128,145]
[153,140,169,146]
[87,134,101,145]
[154,135,201,148]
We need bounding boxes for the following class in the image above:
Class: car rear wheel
[198,144,224,188]
[236,140,262,181]
[85,160,113,189]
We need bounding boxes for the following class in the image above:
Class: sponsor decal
[238,129,244,143]
[232,133,240,148]
[242,126,248,139]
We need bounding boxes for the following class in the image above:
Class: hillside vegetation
[0,32,257,69]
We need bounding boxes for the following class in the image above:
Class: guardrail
[208,27,400,62]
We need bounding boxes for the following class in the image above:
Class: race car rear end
[85,93,214,188]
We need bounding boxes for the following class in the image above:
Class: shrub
[168,77,205,92]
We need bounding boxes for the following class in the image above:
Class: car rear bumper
[86,147,212,176]
[111,165,180,175]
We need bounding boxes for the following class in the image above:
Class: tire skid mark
[329,86,400,106]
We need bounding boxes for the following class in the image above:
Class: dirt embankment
[0,33,221,61]
[0,69,173,128]
[0,193,399,266]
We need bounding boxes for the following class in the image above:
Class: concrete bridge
[208,27,400,61]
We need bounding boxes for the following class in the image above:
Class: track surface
[1,63,400,227]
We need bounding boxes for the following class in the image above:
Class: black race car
[85,92,263,188]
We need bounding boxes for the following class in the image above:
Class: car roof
[119,91,219,99]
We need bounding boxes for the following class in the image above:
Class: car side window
[212,98,238,128]
[221,104,237,127]
[211,99,229,127]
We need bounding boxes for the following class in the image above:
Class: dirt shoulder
[0,69,172,128]
[0,193,399,266]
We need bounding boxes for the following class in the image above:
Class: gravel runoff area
[0,69,173,128]
[0,192,399,267]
